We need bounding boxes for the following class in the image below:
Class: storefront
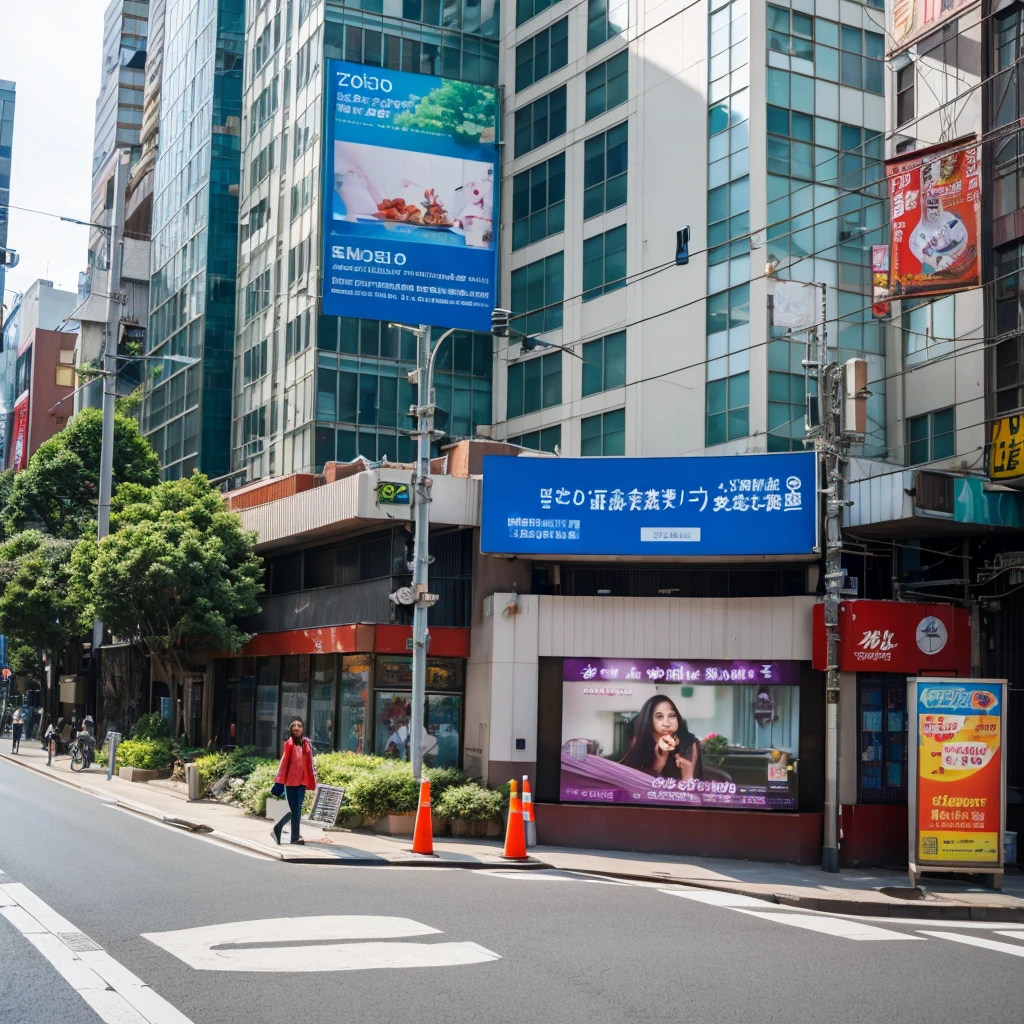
[812,599,972,866]
[211,624,470,767]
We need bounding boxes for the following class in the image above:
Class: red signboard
[10,394,29,471]
[886,139,981,300]
[812,600,970,676]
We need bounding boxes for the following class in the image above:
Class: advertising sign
[560,659,801,810]
[891,0,978,53]
[886,140,981,299]
[322,61,498,332]
[812,600,971,675]
[480,452,818,557]
[909,678,1005,877]
[989,415,1024,481]
[871,244,890,317]
[10,394,29,471]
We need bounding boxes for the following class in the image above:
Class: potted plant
[436,784,503,838]
[348,765,419,835]
[701,733,730,769]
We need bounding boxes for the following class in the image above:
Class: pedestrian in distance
[271,717,317,846]
[11,707,24,754]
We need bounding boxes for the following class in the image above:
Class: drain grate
[58,932,103,953]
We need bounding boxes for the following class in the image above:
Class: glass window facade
[582,331,626,396]
[993,243,1024,414]
[580,407,625,455]
[514,85,568,157]
[512,153,565,250]
[511,252,564,334]
[587,0,627,51]
[906,408,955,465]
[508,424,561,452]
[705,371,749,447]
[507,351,562,417]
[582,225,626,301]
[517,0,557,27]
[516,17,568,92]
[145,0,244,481]
[585,49,627,121]
[583,123,627,219]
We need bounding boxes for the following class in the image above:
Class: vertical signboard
[871,244,890,317]
[322,61,499,332]
[10,394,29,471]
[908,677,1006,884]
[886,140,981,299]
[988,415,1024,481]
[891,0,978,53]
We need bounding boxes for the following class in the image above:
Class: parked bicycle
[69,721,96,772]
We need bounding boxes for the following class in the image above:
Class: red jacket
[274,737,317,790]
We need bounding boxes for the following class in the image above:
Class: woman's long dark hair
[619,696,704,780]
[289,717,305,745]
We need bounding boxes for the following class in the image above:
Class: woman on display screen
[619,695,705,781]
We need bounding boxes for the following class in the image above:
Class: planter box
[265,796,289,822]
[119,766,173,784]
[372,813,415,836]
[450,818,498,838]
[432,817,449,837]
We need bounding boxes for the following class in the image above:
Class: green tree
[393,80,497,144]
[2,408,160,538]
[72,473,263,669]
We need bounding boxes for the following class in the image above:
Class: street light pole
[396,322,455,781]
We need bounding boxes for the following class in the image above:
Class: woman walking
[271,717,317,845]
[11,707,24,754]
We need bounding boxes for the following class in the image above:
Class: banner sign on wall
[890,0,978,53]
[909,678,1005,876]
[871,244,890,317]
[322,61,499,332]
[480,452,818,557]
[886,140,981,299]
[988,415,1024,481]
[560,663,802,811]
[10,394,29,471]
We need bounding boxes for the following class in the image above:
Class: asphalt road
[1,755,1022,1024]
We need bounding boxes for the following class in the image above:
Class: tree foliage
[72,473,264,661]
[393,80,497,144]
[3,408,160,538]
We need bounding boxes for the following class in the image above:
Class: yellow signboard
[989,416,1024,480]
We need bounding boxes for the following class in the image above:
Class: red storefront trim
[232,623,471,659]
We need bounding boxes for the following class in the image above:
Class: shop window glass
[373,692,461,768]
[310,656,336,753]
[339,655,369,754]
[279,656,310,742]
[858,676,907,804]
[255,658,279,754]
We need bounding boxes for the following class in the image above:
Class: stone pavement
[3,739,1022,921]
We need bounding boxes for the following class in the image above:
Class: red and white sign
[10,393,29,471]
[812,599,970,675]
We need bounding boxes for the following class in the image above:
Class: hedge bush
[131,712,171,741]
[192,748,265,792]
[435,783,503,822]
[236,762,279,817]
[347,764,420,818]
[116,739,175,771]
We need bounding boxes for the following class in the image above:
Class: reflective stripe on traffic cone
[502,779,528,860]
[522,775,536,848]
[410,779,435,856]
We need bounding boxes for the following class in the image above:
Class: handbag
[270,782,285,798]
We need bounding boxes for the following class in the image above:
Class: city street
[1,758,1022,1024]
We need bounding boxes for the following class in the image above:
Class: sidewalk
[4,740,1023,921]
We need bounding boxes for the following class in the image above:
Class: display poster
[891,0,978,53]
[560,659,801,811]
[912,678,1005,867]
[10,395,28,471]
[886,140,981,299]
[989,415,1024,481]
[481,452,818,558]
[871,244,891,317]
[322,60,498,331]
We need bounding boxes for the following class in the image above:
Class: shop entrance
[857,673,908,804]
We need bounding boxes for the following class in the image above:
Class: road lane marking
[0,871,194,1024]
[919,931,1024,957]
[480,869,629,885]
[661,888,773,908]
[994,930,1024,941]
[142,915,501,972]
[735,910,926,940]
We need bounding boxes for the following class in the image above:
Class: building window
[902,296,955,367]
[582,225,626,301]
[583,123,627,219]
[243,339,269,384]
[581,407,625,455]
[512,154,565,250]
[507,351,562,417]
[896,64,915,127]
[582,331,626,396]
[993,132,1024,220]
[993,244,1024,414]
[511,252,564,334]
[587,0,627,51]
[244,269,271,321]
[906,408,955,465]
[706,282,750,339]
[767,371,805,452]
[707,176,749,259]
[706,372,749,446]
[516,17,569,92]
[767,4,813,60]
[837,25,884,94]
[516,0,556,27]
[585,50,627,121]
[248,140,275,191]
[514,86,567,157]
[508,424,561,452]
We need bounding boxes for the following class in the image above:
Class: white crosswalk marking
[0,872,194,1024]
[661,888,774,909]
[994,930,1024,942]
[735,909,925,941]
[919,931,1024,957]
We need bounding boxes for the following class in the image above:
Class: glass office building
[144,0,244,479]
[0,80,14,306]
[232,0,497,481]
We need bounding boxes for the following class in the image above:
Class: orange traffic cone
[502,779,528,860]
[410,779,435,856]
[522,774,536,848]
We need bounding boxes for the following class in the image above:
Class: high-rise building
[231,0,498,482]
[0,80,15,309]
[142,0,244,479]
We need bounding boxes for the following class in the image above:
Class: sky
[2,1,106,304]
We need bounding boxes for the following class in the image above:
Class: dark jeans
[280,785,306,843]
[11,724,22,752]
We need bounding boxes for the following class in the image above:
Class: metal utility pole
[397,323,454,780]
[91,154,127,687]
[814,282,846,875]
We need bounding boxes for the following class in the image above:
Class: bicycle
[69,736,94,772]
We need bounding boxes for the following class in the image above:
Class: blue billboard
[322,61,499,332]
[480,453,819,557]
